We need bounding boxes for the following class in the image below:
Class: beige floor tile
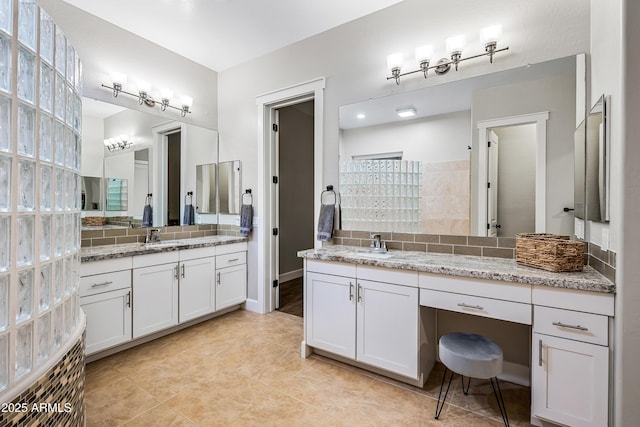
[84,309,533,426]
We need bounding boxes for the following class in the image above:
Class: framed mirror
[81,176,102,211]
[196,163,217,214]
[218,160,241,215]
[585,95,610,222]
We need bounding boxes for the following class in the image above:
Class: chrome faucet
[146,228,161,243]
[370,234,387,252]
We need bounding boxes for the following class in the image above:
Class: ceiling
[62,0,403,72]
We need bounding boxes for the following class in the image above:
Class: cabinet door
[216,264,247,311]
[532,333,609,427]
[80,288,132,355]
[132,263,179,338]
[356,279,419,379]
[305,272,356,359]
[180,257,216,322]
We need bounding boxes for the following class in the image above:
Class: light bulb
[137,80,150,93]
[110,72,127,85]
[386,53,403,71]
[161,88,174,100]
[446,35,466,55]
[415,45,434,63]
[181,96,193,108]
[480,25,502,46]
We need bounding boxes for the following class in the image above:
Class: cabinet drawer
[307,259,356,277]
[133,251,180,269]
[80,257,132,277]
[357,265,418,287]
[216,242,248,255]
[534,305,608,346]
[532,285,614,316]
[179,246,216,261]
[216,251,246,268]
[419,272,531,304]
[420,289,532,325]
[80,270,131,297]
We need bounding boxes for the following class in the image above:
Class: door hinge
[273,279,279,288]
[487,182,491,189]
[488,140,491,147]
[487,223,491,230]
[272,176,278,184]
[272,123,278,132]
[272,227,278,236]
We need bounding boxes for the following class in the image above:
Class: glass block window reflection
[1,0,82,396]
[340,160,421,233]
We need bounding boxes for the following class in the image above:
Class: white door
[216,264,247,311]
[356,280,419,379]
[532,333,609,427]
[179,257,215,322]
[132,263,179,338]
[81,288,132,354]
[487,130,500,237]
[305,272,356,359]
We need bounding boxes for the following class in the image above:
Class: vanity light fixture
[396,107,416,118]
[386,25,509,85]
[104,135,134,152]
[101,73,193,116]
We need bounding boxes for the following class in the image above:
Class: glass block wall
[0,0,83,397]
[339,160,421,233]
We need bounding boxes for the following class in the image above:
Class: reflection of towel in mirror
[183,204,195,225]
[240,204,253,236]
[142,204,153,227]
[317,204,334,241]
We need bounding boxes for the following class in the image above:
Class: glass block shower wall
[339,160,421,233]
[0,0,83,398]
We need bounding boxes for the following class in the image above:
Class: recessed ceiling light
[396,107,416,118]
[357,113,366,119]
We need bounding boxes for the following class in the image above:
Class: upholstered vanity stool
[434,332,509,426]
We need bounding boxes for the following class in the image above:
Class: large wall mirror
[339,55,578,237]
[81,97,220,227]
[584,95,610,223]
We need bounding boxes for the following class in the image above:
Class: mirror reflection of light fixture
[396,107,417,118]
[104,134,134,152]
[386,25,508,84]
[101,74,192,115]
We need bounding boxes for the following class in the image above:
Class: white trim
[256,77,325,314]
[243,298,262,313]
[476,112,549,236]
[151,121,187,227]
[279,268,303,283]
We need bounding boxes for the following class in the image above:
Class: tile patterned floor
[85,310,534,426]
[277,278,303,317]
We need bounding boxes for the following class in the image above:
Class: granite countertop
[81,235,248,262]
[298,245,615,294]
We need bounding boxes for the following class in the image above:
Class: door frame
[253,78,325,314]
[476,112,549,236]
[151,121,187,227]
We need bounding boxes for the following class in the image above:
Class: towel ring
[321,185,337,205]
[242,189,253,205]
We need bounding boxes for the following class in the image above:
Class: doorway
[167,132,181,226]
[274,100,315,317]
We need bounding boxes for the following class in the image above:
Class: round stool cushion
[439,332,503,379]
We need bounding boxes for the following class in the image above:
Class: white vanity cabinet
[80,258,133,355]
[215,244,248,311]
[179,248,216,322]
[531,286,614,427]
[305,260,420,380]
[132,251,181,338]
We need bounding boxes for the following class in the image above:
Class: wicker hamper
[515,233,585,272]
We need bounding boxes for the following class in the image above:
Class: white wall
[80,115,104,177]
[40,0,218,130]
[218,0,590,307]
[340,110,471,164]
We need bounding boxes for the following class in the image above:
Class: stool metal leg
[461,376,471,395]
[435,367,455,420]
[489,377,509,427]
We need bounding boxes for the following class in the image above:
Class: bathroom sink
[355,250,394,259]
[144,240,184,248]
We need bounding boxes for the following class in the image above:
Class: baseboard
[279,269,303,283]
[243,298,263,313]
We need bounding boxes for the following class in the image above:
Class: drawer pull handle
[181,264,185,278]
[216,272,221,285]
[552,321,589,331]
[125,291,131,308]
[91,281,113,288]
[457,303,484,310]
[538,339,543,366]
[357,284,363,303]
[349,283,354,301]
[227,258,239,263]
[174,266,179,280]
